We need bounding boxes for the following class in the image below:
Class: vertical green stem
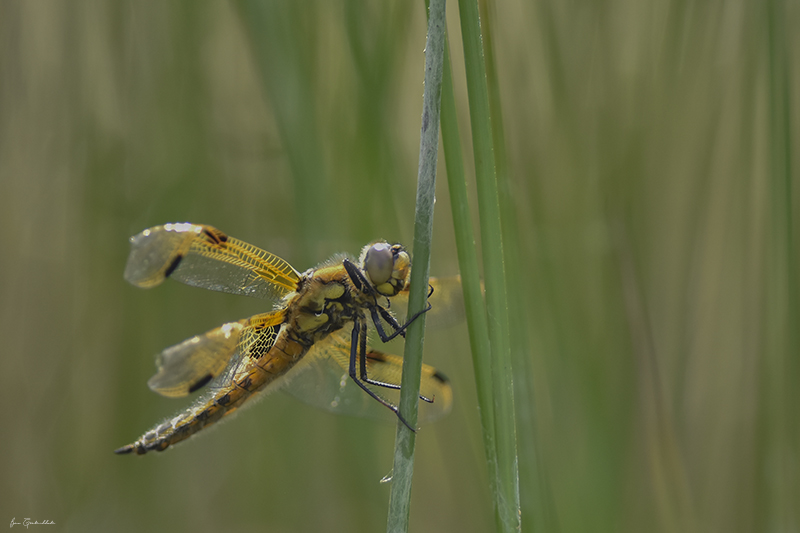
[439,16,499,522]
[458,0,521,531]
[761,0,798,529]
[385,0,446,530]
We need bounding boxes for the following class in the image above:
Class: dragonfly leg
[357,316,436,404]
[344,256,433,342]
[343,258,370,294]
[348,320,417,432]
[370,301,432,343]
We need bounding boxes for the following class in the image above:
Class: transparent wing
[284,330,452,424]
[124,223,300,299]
[148,310,285,398]
[391,275,473,330]
[210,311,284,391]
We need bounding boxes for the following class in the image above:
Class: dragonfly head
[361,242,410,297]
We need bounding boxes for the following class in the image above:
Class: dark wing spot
[164,253,183,278]
[432,370,450,384]
[203,227,228,244]
[366,351,388,363]
[188,373,214,393]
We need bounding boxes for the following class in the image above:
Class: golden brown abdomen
[114,334,307,455]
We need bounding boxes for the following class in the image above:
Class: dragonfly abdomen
[115,334,308,455]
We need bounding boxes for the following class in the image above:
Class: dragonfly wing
[284,330,453,423]
[148,310,285,398]
[124,223,300,299]
[391,275,474,330]
[212,311,284,389]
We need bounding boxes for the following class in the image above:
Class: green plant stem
[439,17,499,520]
[385,0,446,531]
[760,0,798,529]
[458,0,521,531]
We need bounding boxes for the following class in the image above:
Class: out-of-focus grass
[0,1,797,532]
[456,0,520,530]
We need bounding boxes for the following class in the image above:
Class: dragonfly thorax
[287,274,356,347]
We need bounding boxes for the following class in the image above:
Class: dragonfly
[114,223,454,455]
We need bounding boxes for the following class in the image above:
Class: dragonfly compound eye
[364,242,393,286]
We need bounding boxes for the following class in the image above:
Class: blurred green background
[1,1,797,532]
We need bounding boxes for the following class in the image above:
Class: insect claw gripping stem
[347,319,418,432]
